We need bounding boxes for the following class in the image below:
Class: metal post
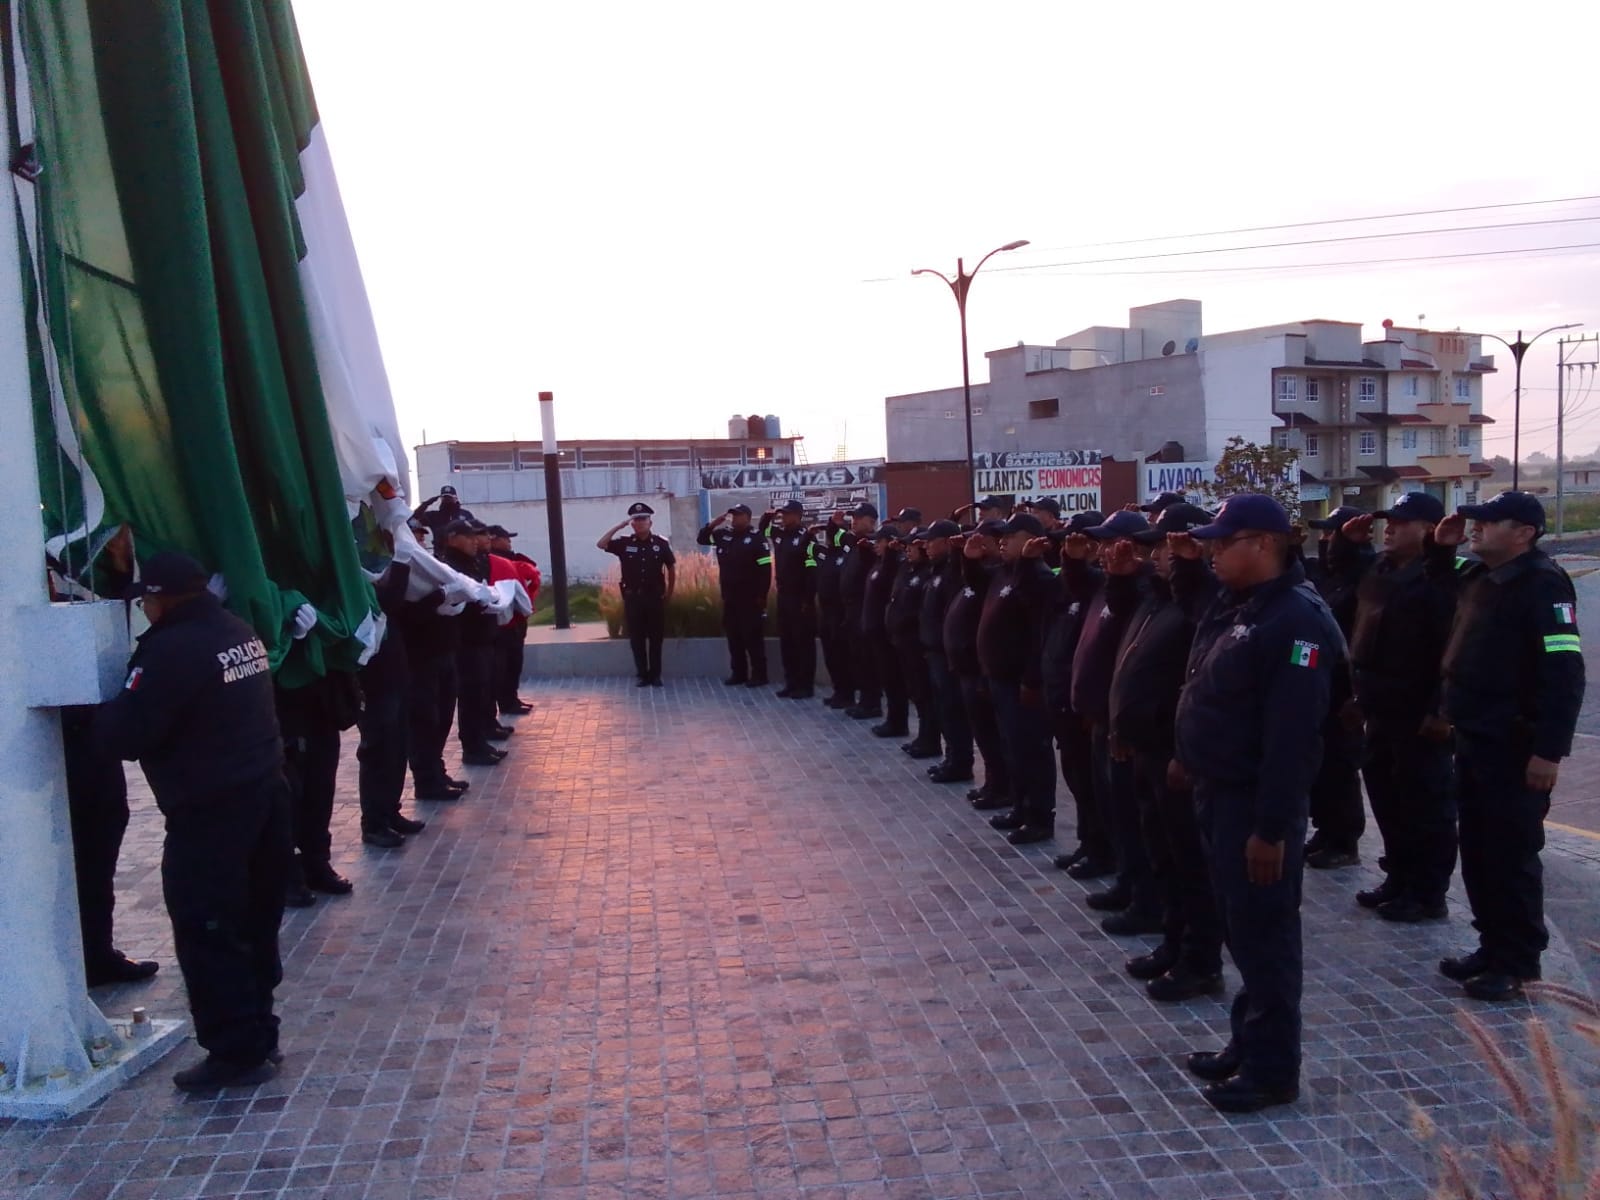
[1555,339,1566,537]
[1512,331,1525,491]
[538,392,571,630]
[956,258,976,506]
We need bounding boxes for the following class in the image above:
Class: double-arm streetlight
[912,240,1029,504]
[1480,323,1581,489]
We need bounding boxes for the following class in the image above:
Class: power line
[1025,240,1600,279]
[1018,194,1600,255]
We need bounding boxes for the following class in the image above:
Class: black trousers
[1092,723,1159,915]
[1195,778,1306,1090]
[722,594,768,682]
[283,724,341,867]
[873,636,908,728]
[1134,748,1222,973]
[162,774,291,1066]
[1456,739,1550,978]
[817,601,854,701]
[776,593,815,690]
[62,707,131,968]
[897,639,938,747]
[960,674,1010,800]
[1309,732,1365,852]
[989,680,1056,829]
[494,623,527,709]
[407,650,457,789]
[623,593,665,681]
[849,618,880,708]
[1052,709,1105,861]
[1363,720,1457,905]
[357,681,409,832]
[456,642,498,751]
[928,653,971,771]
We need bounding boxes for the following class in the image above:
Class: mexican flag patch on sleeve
[1290,641,1320,668]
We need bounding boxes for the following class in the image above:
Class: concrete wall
[459,494,680,582]
[1197,336,1291,461]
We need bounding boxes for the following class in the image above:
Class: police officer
[839,503,881,719]
[487,526,539,715]
[975,511,1057,844]
[697,503,772,687]
[1174,494,1343,1113]
[410,484,473,541]
[1435,491,1585,1001]
[441,519,508,763]
[765,500,818,699]
[919,520,970,784]
[599,502,676,687]
[812,512,854,708]
[1344,493,1459,922]
[356,552,432,848]
[890,532,941,756]
[948,520,1012,810]
[863,527,910,737]
[95,551,292,1091]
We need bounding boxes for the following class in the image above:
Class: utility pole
[538,392,571,629]
[1555,333,1600,537]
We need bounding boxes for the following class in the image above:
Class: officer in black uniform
[1302,505,1374,868]
[442,519,509,763]
[697,503,772,688]
[1343,493,1459,922]
[599,502,676,686]
[863,527,909,737]
[890,532,941,757]
[1435,491,1585,1001]
[918,520,969,784]
[1174,495,1343,1114]
[356,554,432,848]
[764,500,818,698]
[948,520,1011,809]
[840,503,881,718]
[95,551,292,1091]
[812,513,856,708]
[410,484,473,541]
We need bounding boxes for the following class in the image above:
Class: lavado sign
[972,450,1102,513]
[1142,461,1211,501]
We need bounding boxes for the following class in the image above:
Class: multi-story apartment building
[1266,320,1496,512]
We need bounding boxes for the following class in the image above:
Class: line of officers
[692,486,1584,1115]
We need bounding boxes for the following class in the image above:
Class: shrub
[597,552,779,639]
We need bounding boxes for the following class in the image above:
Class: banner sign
[1142,461,1211,500]
[972,450,1102,513]
[699,463,882,491]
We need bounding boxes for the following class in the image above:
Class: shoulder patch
[1290,640,1320,668]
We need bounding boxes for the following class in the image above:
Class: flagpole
[539,392,571,630]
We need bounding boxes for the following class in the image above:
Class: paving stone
[0,677,1593,1196]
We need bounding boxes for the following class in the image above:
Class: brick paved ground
[3,677,1598,1199]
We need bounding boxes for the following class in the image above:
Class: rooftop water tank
[727,414,745,439]
[764,414,782,439]
[746,414,767,439]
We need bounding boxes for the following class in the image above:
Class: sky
[291,0,1600,474]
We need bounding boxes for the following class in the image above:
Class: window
[1277,375,1298,403]
[1401,429,1417,451]
[1359,431,1378,456]
[1456,377,1471,400]
[1359,376,1377,404]
[1306,379,1320,405]
[1028,397,1060,419]
[1273,429,1290,450]
[1305,433,1320,458]
[1457,425,1472,451]
[1403,376,1419,398]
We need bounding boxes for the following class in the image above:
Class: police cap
[776,499,805,514]
[1458,489,1546,532]
[727,503,753,516]
[1376,492,1445,524]
[1064,510,1104,533]
[847,502,879,519]
[1025,497,1062,518]
[1132,502,1213,544]
[128,550,208,598]
[627,502,655,518]
[1307,504,1367,531]
[1084,510,1151,540]
[1189,493,1292,539]
[998,512,1045,538]
[1140,491,1185,515]
[924,518,961,539]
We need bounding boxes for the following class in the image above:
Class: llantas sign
[972,450,1102,513]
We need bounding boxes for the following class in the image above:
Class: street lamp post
[1480,323,1581,489]
[912,240,1029,505]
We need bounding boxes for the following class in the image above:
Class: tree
[1193,435,1303,521]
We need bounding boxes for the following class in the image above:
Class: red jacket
[489,553,541,623]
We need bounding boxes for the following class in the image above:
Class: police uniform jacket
[886,557,925,649]
[443,546,500,645]
[919,553,961,654]
[945,556,996,677]
[811,523,850,607]
[1349,539,1458,725]
[762,520,815,600]
[1309,533,1374,638]
[1174,562,1344,843]
[605,533,675,600]
[976,557,1054,687]
[1441,547,1585,761]
[1068,558,1151,724]
[1109,572,1199,758]
[1041,567,1088,713]
[839,533,874,623]
[94,593,283,814]
[697,522,773,604]
[360,561,414,694]
[861,544,900,635]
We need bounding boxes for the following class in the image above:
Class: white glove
[206,572,229,602]
[291,603,319,640]
[435,599,467,617]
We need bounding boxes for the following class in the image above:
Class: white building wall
[1196,337,1288,461]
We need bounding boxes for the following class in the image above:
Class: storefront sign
[1142,461,1211,500]
[972,450,1102,513]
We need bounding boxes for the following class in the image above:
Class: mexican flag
[7,0,416,685]
[1290,641,1320,669]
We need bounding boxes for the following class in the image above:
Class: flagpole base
[0,1016,186,1121]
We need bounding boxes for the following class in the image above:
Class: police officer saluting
[697,503,772,688]
[1173,494,1343,1113]
[95,552,292,1091]
[1435,491,1585,1001]
[599,503,677,687]
[764,499,818,699]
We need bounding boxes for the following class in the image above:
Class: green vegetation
[597,553,779,639]
[1547,495,1600,535]
[528,582,603,626]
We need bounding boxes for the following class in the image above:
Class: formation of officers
[684,485,1584,1114]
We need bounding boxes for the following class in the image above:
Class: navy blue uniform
[920,552,969,772]
[605,533,676,683]
[950,556,1009,800]
[699,522,773,684]
[1174,563,1342,1091]
[1041,568,1102,864]
[358,561,420,833]
[1306,533,1374,856]
[976,556,1057,831]
[764,519,816,693]
[864,545,908,730]
[889,556,938,749]
[443,545,501,752]
[1441,548,1585,979]
[96,593,291,1068]
[812,523,855,704]
[840,534,880,712]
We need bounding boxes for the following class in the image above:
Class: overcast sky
[292,0,1600,471]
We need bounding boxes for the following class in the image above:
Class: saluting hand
[1167,531,1202,561]
[1064,532,1093,561]
[1288,523,1308,547]
[1022,537,1050,559]
[1527,755,1560,792]
[1104,540,1139,576]
[1245,835,1285,886]
[1341,513,1375,544]
[963,536,985,559]
[1434,513,1467,547]
[1418,714,1453,742]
